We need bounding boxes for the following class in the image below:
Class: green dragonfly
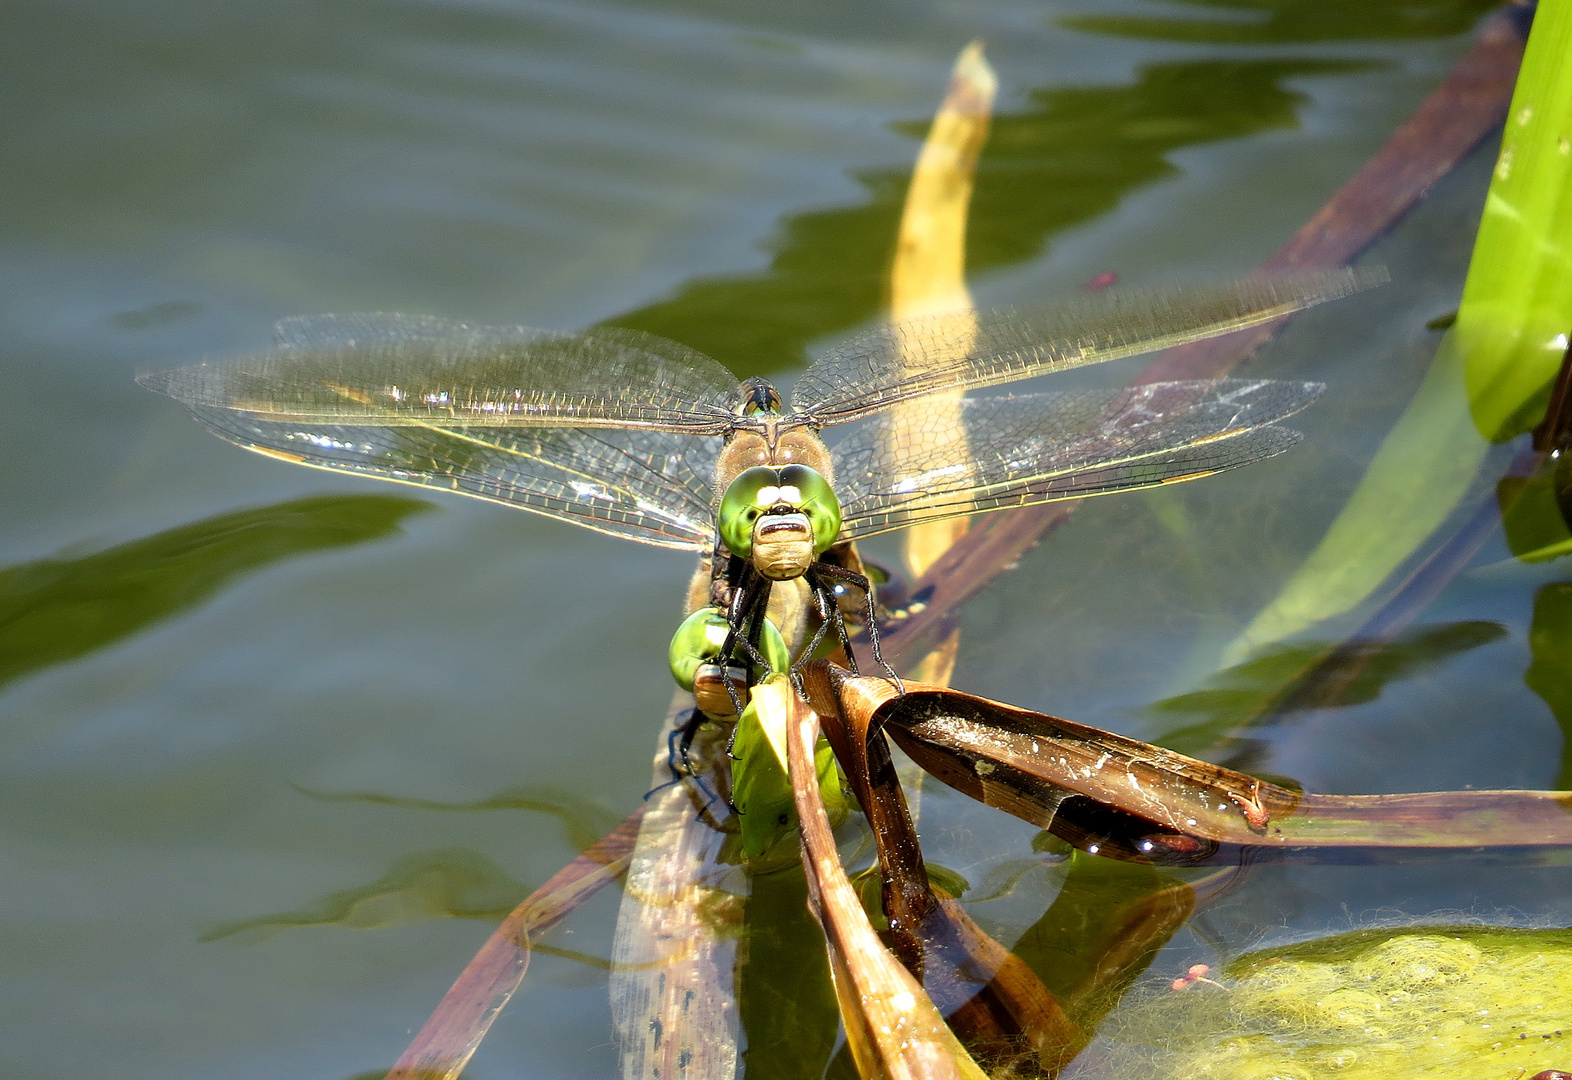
[137,269,1368,716]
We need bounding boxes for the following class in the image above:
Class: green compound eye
[776,464,841,554]
[667,606,790,690]
[718,466,778,560]
[717,464,842,560]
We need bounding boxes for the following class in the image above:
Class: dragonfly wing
[791,269,1374,426]
[834,380,1320,540]
[187,405,718,550]
[139,313,742,434]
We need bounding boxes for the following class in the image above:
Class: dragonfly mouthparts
[758,511,810,536]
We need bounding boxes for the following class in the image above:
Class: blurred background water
[2,1,1566,1078]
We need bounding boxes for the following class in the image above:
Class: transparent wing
[186,405,718,550]
[833,380,1320,540]
[792,269,1375,426]
[139,313,742,434]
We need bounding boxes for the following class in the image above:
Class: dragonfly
[137,269,1370,719]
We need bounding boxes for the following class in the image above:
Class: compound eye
[777,464,842,553]
[718,466,782,558]
[667,607,731,691]
[666,607,792,692]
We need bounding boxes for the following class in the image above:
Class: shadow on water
[1146,620,1509,757]
[738,865,841,1080]
[1526,582,1572,791]
[200,848,530,942]
[609,58,1365,377]
[292,782,622,854]
[1059,0,1501,45]
[0,493,431,692]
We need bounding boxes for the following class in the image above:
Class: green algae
[1099,926,1572,1078]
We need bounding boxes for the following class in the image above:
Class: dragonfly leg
[647,707,718,803]
[719,572,776,715]
[810,562,904,693]
[789,581,838,697]
[647,709,737,829]
[805,567,864,689]
[671,707,705,778]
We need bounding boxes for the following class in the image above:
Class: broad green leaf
[1223,335,1491,661]
[1461,2,1572,441]
[1224,3,1572,661]
[732,674,848,870]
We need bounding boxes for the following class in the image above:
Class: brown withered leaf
[383,811,642,1080]
[803,664,1572,866]
[784,690,990,1080]
[810,664,1081,1077]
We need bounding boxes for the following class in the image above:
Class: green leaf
[1222,335,1491,662]
[731,696,800,869]
[1219,5,1572,661]
[730,678,848,871]
[1461,4,1572,442]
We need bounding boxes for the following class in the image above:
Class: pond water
[2,1,1566,1078]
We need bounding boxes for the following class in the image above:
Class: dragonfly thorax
[716,423,831,484]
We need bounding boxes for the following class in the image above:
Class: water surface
[2,2,1562,1078]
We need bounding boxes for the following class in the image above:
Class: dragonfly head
[738,377,783,416]
[719,464,841,581]
[668,606,789,719]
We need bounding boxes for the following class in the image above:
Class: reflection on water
[294,782,621,854]
[1011,854,1195,1041]
[1061,0,1501,45]
[0,494,428,691]
[1526,581,1572,790]
[737,866,839,1080]
[613,58,1365,377]
[1148,620,1508,757]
